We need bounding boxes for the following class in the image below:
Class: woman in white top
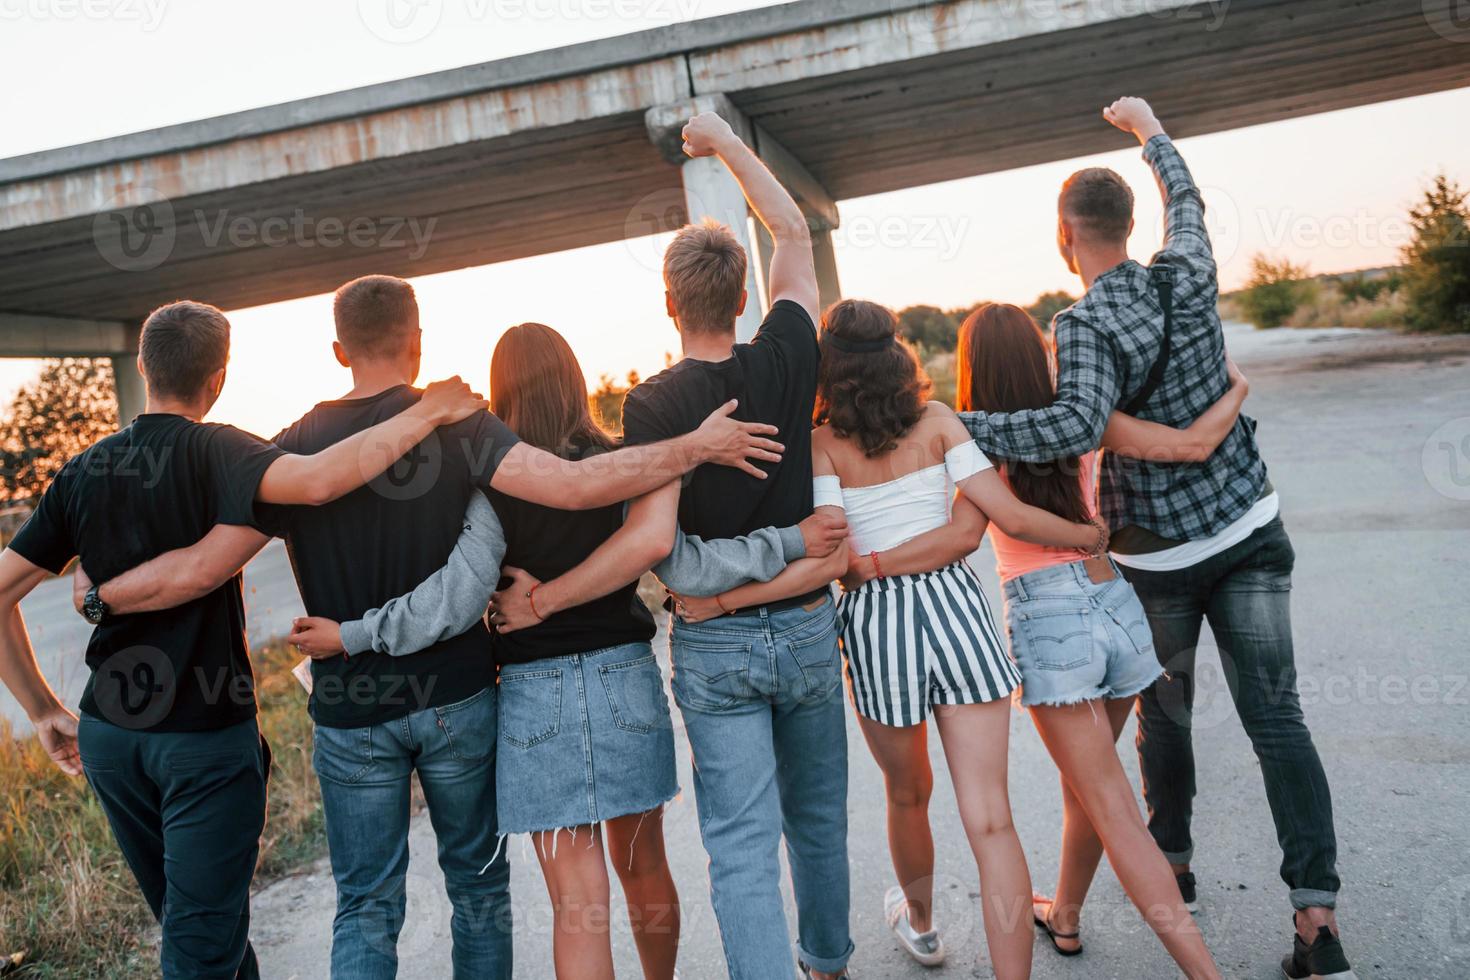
[841,303,1241,980]
[676,299,1102,979]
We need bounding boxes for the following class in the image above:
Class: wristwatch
[83,584,108,625]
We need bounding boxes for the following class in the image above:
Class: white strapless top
[813,442,992,554]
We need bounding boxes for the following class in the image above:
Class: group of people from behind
[0,96,1354,980]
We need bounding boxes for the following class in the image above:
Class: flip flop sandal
[1032,895,1083,957]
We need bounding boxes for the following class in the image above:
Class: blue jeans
[312,687,512,979]
[1122,516,1340,910]
[671,596,853,979]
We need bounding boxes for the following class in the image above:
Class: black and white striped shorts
[837,561,1021,728]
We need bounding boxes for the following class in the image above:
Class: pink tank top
[989,451,1099,582]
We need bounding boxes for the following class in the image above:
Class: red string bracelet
[869,551,884,579]
[715,593,733,616]
[527,583,544,622]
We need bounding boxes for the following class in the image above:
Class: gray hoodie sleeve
[338,492,506,657]
[653,521,806,597]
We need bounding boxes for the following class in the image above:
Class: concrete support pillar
[811,227,842,315]
[752,220,841,321]
[677,154,766,342]
[110,324,145,428]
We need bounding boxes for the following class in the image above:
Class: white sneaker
[884,885,945,966]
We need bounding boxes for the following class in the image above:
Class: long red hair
[489,322,616,456]
[955,303,1089,523]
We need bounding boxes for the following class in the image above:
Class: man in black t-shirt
[620,113,854,980]
[0,300,484,980]
[86,275,783,978]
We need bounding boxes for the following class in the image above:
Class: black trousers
[78,714,269,979]
[1121,516,1341,910]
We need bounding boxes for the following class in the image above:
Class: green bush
[1026,290,1077,327]
[1240,255,1313,329]
[897,305,959,354]
[1401,173,1470,333]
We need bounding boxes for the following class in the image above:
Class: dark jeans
[78,713,268,979]
[312,687,511,980]
[1121,516,1341,910]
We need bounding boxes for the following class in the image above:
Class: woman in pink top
[848,302,1246,977]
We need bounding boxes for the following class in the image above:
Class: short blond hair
[663,218,746,333]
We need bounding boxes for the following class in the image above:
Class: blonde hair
[663,218,746,333]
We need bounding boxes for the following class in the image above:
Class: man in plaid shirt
[960,99,1354,980]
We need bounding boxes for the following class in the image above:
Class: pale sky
[2,0,1467,435]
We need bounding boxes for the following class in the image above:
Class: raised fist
[682,112,737,159]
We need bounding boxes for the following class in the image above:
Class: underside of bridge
[1,0,1466,417]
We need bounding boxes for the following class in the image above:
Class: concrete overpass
[2,0,1466,422]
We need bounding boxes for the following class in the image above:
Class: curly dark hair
[814,299,931,457]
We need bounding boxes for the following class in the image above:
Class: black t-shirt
[257,386,520,729]
[9,415,284,732]
[486,442,656,666]
[621,300,819,542]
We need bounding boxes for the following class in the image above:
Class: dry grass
[1282,288,1408,330]
[1,641,324,977]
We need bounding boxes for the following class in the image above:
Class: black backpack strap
[1121,261,1175,416]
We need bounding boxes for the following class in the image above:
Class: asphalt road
[15,322,1470,978]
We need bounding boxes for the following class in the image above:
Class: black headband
[823,333,896,355]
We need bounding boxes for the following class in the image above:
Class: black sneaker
[1175,871,1199,914]
[1281,925,1357,980]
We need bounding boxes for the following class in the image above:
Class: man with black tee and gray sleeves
[0,300,487,980]
[85,275,783,979]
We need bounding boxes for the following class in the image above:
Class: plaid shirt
[961,135,1267,542]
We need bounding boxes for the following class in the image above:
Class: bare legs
[859,701,1033,980]
[856,713,936,932]
[532,807,680,980]
[1029,698,1220,980]
[934,701,1034,980]
[607,808,681,980]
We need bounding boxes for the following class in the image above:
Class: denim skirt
[496,642,678,834]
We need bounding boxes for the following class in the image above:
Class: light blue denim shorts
[1002,559,1164,708]
[496,642,677,834]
